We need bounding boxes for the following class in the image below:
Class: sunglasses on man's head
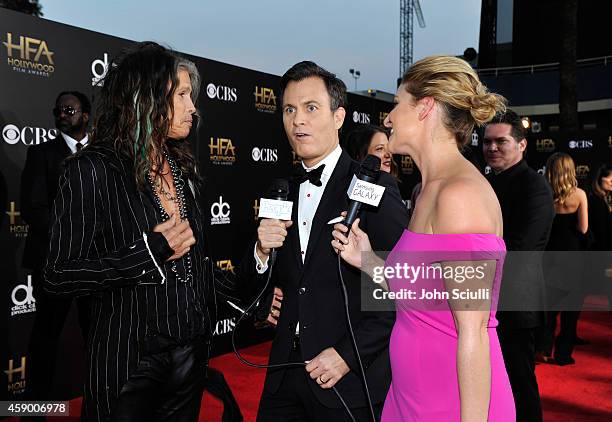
[53,105,81,117]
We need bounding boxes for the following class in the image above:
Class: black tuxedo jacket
[246,150,409,408]
[487,160,554,328]
[21,136,72,270]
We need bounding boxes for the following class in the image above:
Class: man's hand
[153,214,195,261]
[267,287,283,326]
[256,219,293,262]
[305,347,350,389]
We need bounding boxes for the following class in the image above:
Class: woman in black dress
[542,153,589,365]
[588,164,612,309]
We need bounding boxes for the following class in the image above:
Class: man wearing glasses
[20,91,92,409]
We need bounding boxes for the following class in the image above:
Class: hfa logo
[292,150,302,166]
[5,201,28,238]
[210,196,230,225]
[5,357,27,394]
[253,199,260,221]
[576,165,590,179]
[216,259,235,274]
[209,137,236,165]
[254,86,277,113]
[352,111,370,124]
[3,32,55,77]
[11,275,36,317]
[536,138,555,153]
[400,156,414,175]
[379,111,389,126]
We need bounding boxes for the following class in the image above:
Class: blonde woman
[541,152,589,365]
[332,56,515,421]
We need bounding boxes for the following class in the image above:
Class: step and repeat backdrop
[2,7,608,403]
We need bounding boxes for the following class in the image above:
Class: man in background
[20,91,92,409]
[483,109,554,422]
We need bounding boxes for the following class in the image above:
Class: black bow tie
[293,164,325,187]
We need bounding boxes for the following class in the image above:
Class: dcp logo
[352,111,370,124]
[206,83,237,102]
[3,124,58,145]
[91,53,110,86]
[471,132,479,146]
[252,147,278,162]
[11,275,36,317]
[210,196,231,225]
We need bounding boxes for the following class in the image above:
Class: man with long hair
[43,42,237,422]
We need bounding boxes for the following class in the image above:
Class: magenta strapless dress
[381,229,515,422]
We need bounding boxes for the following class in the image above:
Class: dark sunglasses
[53,105,82,117]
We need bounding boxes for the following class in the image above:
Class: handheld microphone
[343,155,386,228]
[258,179,292,262]
[268,178,289,202]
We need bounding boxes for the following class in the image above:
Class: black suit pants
[257,344,382,422]
[497,325,543,422]
[26,270,91,401]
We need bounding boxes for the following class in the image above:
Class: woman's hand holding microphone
[331,211,373,270]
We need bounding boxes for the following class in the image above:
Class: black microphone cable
[331,154,385,422]
[336,252,377,422]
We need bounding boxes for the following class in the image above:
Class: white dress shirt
[254,145,343,334]
[255,144,342,271]
[61,132,88,154]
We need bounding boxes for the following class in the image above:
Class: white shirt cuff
[254,243,269,274]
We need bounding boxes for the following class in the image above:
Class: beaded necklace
[147,151,193,283]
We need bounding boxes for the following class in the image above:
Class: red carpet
[5,311,611,421]
[536,310,612,421]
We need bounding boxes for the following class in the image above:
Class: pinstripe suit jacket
[43,143,238,421]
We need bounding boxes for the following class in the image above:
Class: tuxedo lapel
[302,152,352,270]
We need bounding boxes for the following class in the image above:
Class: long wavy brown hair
[545,152,577,204]
[592,164,612,211]
[91,41,201,189]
